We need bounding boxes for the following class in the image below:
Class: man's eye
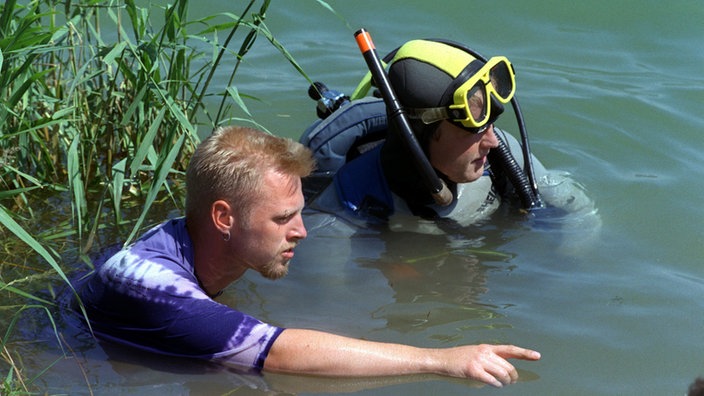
[274,214,294,224]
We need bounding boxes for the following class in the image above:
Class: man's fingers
[462,344,540,386]
[481,345,539,386]
[486,357,518,385]
[495,345,541,361]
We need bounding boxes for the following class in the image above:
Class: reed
[0,0,312,392]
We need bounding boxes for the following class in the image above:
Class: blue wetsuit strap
[333,145,394,219]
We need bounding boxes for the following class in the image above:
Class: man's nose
[290,215,307,241]
[483,124,500,148]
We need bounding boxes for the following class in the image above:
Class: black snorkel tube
[354,29,454,207]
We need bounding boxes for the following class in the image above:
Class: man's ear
[211,200,234,233]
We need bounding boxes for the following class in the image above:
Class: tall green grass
[0,0,316,392]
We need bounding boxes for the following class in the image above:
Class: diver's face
[428,121,499,183]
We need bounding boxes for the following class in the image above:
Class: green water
[12,1,704,395]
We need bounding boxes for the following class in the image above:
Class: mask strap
[406,106,470,125]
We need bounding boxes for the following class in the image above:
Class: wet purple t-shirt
[77,218,284,370]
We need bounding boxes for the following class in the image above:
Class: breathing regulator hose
[491,132,542,210]
[504,74,542,210]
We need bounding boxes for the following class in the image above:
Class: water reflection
[359,231,502,335]
[298,211,523,339]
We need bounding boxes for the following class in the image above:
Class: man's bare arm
[264,328,540,388]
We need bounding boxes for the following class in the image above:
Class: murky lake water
[6,1,704,395]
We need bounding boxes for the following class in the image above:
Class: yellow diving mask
[408,56,516,130]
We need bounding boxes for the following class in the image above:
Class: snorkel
[354,29,454,207]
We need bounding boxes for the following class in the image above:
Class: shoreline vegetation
[0,0,319,392]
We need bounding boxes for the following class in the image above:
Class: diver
[301,38,598,236]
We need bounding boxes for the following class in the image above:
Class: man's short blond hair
[186,126,315,224]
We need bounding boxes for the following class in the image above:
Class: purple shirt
[77,218,284,370]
